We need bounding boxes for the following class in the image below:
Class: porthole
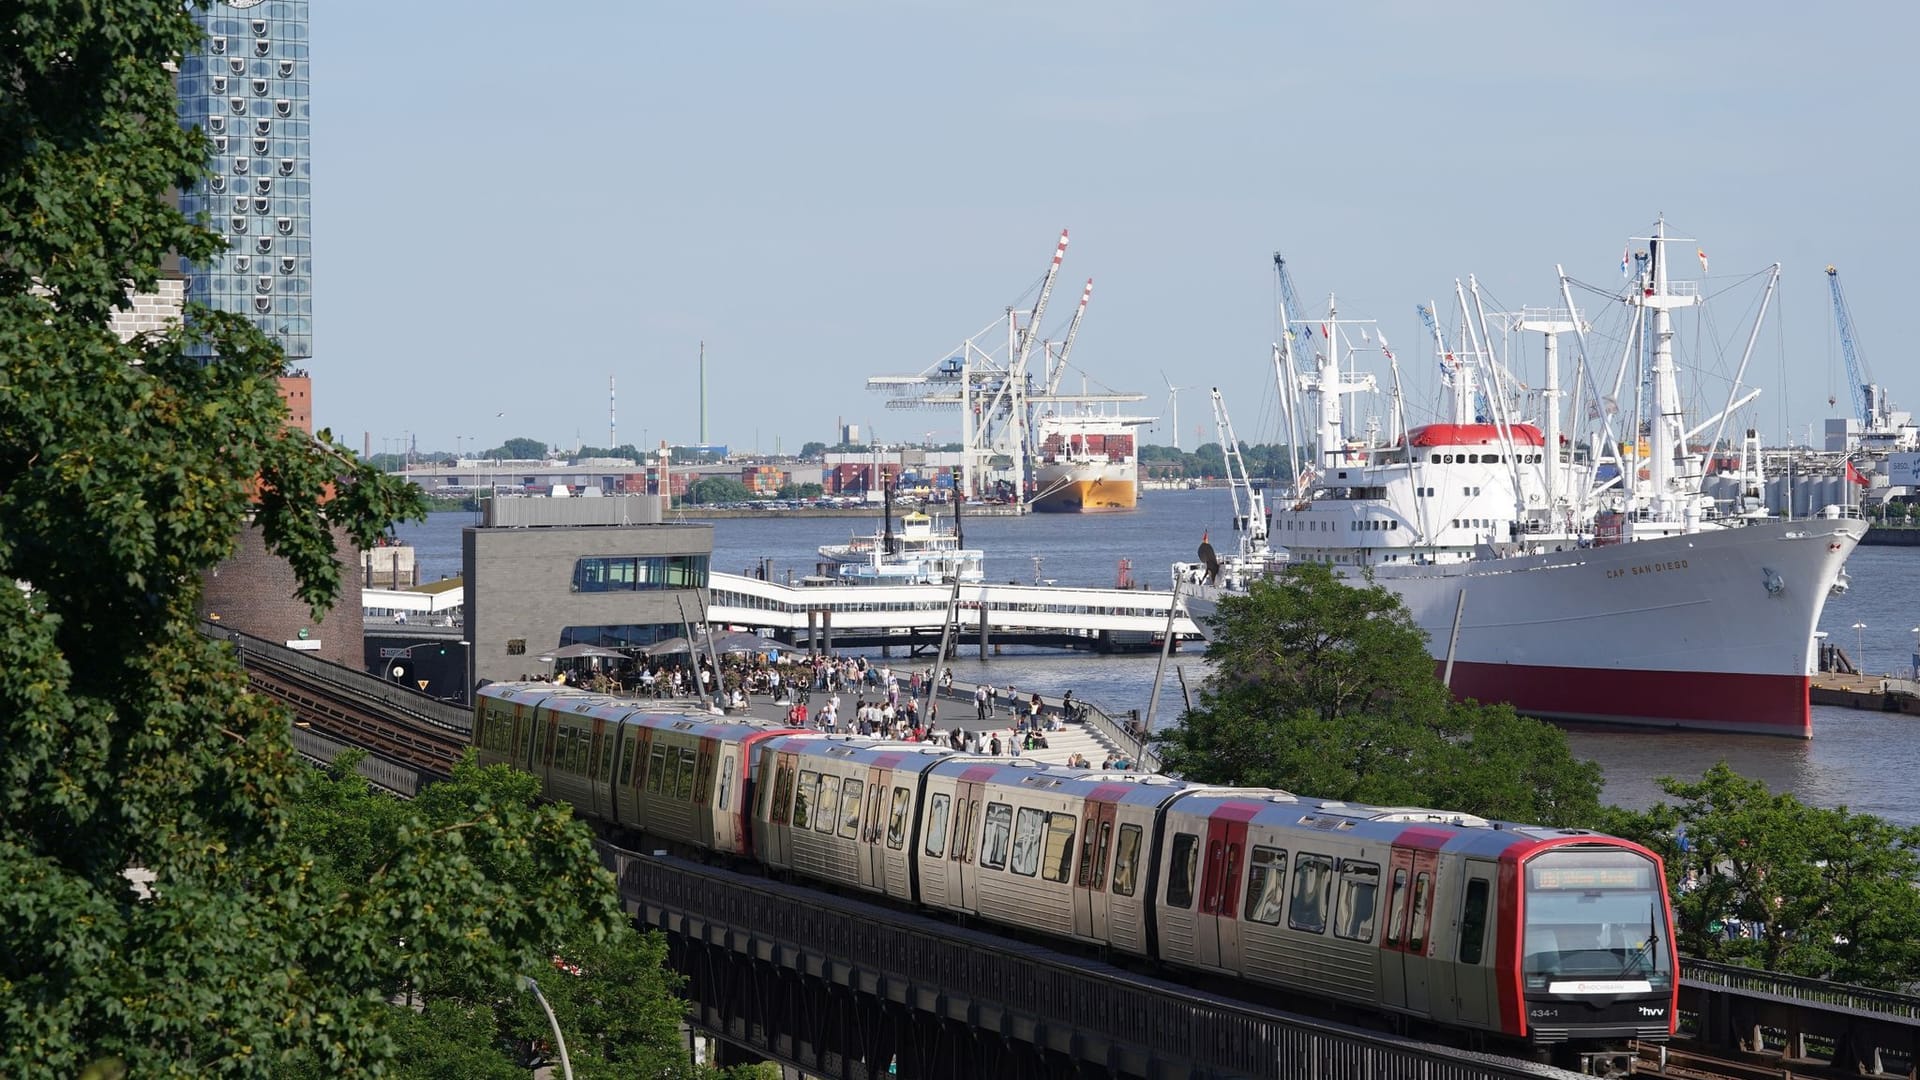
[208,115,225,134]
[229,97,245,114]
[254,119,271,137]
[253,197,269,213]
[254,38,271,57]
[255,237,273,254]
[212,135,227,153]
[250,19,266,34]
[208,175,226,194]
[210,35,226,55]
[252,137,268,155]
[229,216,247,234]
[232,157,248,174]
[234,255,251,272]
[256,276,273,294]
[279,257,296,274]
[211,76,227,94]
[229,58,245,76]
[253,296,272,314]
[251,79,268,96]
[275,217,292,235]
[231,196,248,214]
[278,60,294,78]
[277,158,294,176]
[254,177,271,195]
[274,99,291,117]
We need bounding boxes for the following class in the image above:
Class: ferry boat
[1031,412,1150,513]
[1183,219,1862,737]
[817,508,984,585]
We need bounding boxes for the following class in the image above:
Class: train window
[1409,872,1433,952]
[1165,833,1199,909]
[924,793,951,857]
[1093,821,1112,890]
[1287,853,1334,933]
[1010,808,1045,876]
[1384,867,1409,945]
[887,786,911,849]
[618,740,637,788]
[1458,879,1490,965]
[1333,862,1381,941]
[717,754,735,811]
[646,746,667,794]
[695,748,715,803]
[1111,824,1143,897]
[770,761,794,825]
[793,770,817,829]
[865,785,883,844]
[956,799,977,862]
[1077,818,1100,887]
[597,734,615,784]
[1041,812,1077,883]
[677,749,698,801]
[815,776,842,833]
[981,803,1012,869]
[1244,846,1289,925]
[839,778,863,839]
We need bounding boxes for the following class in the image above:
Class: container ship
[1031,413,1151,513]
[1175,219,1862,737]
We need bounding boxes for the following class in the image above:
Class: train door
[859,766,889,891]
[1382,846,1439,1015]
[917,780,955,907]
[586,717,610,820]
[1073,799,1117,941]
[763,750,798,869]
[1451,861,1497,1027]
[512,704,537,771]
[1196,815,1247,971]
[952,778,984,912]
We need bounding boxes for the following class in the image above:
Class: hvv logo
[1639,1006,1667,1017]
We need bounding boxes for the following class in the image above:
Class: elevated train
[475,682,1675,1072]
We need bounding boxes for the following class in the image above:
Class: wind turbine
[1162,373,1189,451]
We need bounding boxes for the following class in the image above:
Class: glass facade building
[175,0,313,359]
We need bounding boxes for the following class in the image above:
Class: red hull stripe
[1442,661,1811,737]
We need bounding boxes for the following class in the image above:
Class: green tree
[686,476,753,504]
[0,4,701,1073]
[779,482,826,499]
[1154,564,1602,826]
[498,436,548,460]
[279,754,709,1078]
[1596,764,1920,988]
[798,441,828,459]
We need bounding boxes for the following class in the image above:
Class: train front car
[1507,839,1677,1073]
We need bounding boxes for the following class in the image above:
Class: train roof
[761,732,961,774]
[1168,790,1619,858]
[929,758,1209,807]
[481,682,791,741]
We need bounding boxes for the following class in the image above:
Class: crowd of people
[526,646,1147,770]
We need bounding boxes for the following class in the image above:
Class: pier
[707,572,1201,655]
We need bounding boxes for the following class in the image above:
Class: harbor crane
[1826,265,1878,426]
[1043,278,1093,396]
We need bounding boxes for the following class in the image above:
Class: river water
[394,493,1920,825]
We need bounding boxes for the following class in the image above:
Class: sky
[310,1,1915,459]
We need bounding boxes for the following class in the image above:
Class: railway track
[241,652,464,777]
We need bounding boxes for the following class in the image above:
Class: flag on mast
[1620,247,1631,278]
[1697,248,1710,274]
[1846,458,1870,488]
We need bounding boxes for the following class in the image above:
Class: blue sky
[310,1,1913,458]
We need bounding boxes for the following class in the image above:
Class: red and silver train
[475,683,1677,1067]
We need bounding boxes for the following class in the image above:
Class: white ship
[1031,412,1150,513]
[1173,388,1288,611]
[817,509,984,586]
[1178,220,1862,737]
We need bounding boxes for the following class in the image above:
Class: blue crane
[1825,265,1876,425]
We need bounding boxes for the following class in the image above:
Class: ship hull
[1184,518,1862,738]
[1032,470,1137,513]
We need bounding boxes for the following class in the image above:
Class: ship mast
[1632,217,1701,525]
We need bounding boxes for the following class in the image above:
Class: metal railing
[199,621,471,733]
[1681,957,1920,1020]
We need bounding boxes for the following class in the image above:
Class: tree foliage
[1154,563,1603,826]
[276,754,712,1079]
[489,436,549,460]
[1595,765,1920,989]
[685,476,753,504]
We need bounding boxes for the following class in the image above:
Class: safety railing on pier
[1681,956,1920,1020]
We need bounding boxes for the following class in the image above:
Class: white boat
[817,509,985,586]
[1186,219,1862,737]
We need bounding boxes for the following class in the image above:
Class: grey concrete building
[463,496,712,686]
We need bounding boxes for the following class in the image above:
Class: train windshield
[1522,848,1670,991]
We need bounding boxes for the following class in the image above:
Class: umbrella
[704,630,769,654]
[548,642,628,660]
[644,637,693,657]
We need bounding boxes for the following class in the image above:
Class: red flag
[1846,459,1869,487]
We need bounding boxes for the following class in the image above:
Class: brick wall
[200,522,364,667]
[106,279,185,341]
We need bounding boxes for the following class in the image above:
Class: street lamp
[1852,622,1868,674]
[518,975,574,1080]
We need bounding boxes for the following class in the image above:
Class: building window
[506,639,526,655]
[571,554,711,593]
